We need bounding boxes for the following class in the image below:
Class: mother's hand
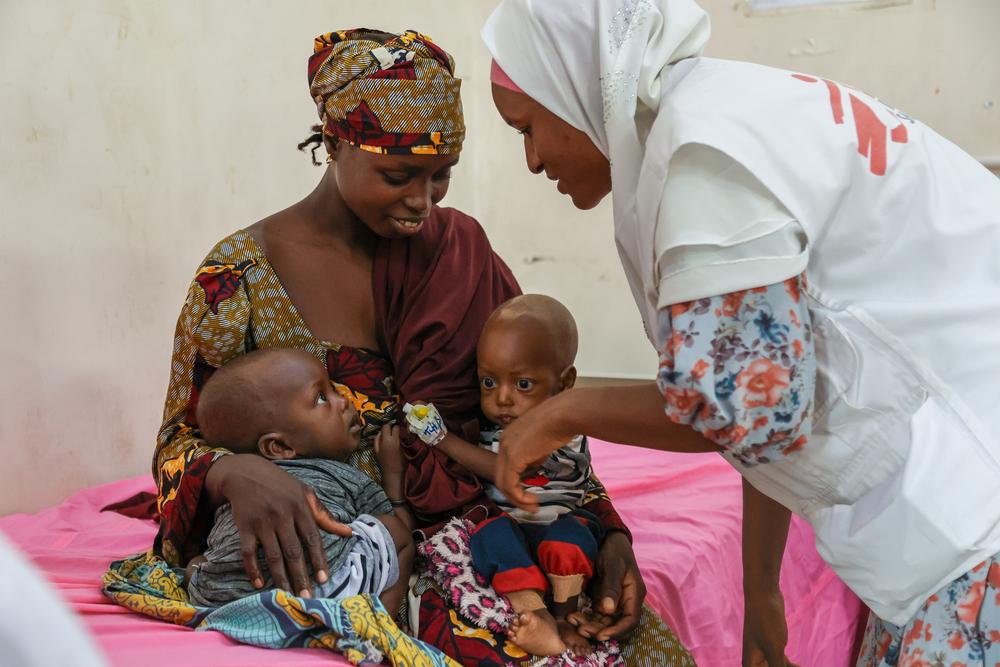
[205,454,352,597]
[568,531,646,641]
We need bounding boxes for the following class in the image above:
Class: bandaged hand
[402,402,447,446]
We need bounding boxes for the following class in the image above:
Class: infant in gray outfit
[185,348,413,613]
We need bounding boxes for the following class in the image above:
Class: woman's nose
[524,135,543,175]
[402,179,432,216]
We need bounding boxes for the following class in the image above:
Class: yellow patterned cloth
[102,551,460,666]
[308,29,465,155]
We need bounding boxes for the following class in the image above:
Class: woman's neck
[288,169,377,253]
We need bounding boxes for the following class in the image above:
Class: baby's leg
[470,515,566,656]
[377,512,414,617]
[535,511,604,655]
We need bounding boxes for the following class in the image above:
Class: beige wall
[1,0,997,514]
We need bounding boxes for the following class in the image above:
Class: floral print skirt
[857,553,1000,666]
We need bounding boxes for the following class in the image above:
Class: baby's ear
[257,433,297,460]
[559,365,577,391]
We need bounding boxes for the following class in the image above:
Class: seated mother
[106,29,692,665]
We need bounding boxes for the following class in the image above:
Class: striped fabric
[187,458,394,607]
[480,429,592,524]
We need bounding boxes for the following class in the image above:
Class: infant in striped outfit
[435,294,605,657]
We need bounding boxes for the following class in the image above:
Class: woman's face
[330,141,460,238]
[492,84,611,210]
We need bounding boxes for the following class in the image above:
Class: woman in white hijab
[483,1,1000,665]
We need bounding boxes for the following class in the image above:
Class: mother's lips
[389,216,425,230]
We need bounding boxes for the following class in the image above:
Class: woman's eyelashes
[381,168,452,186]
[382,171,409,186]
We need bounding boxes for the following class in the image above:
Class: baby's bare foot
[558,619,594,656]
[507,609,566,656]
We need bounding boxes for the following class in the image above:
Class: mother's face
[492,84,611,210]
[329,140,459,239]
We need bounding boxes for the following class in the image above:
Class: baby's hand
[375,423,404,477]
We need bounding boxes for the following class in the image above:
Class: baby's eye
[516,379,534,391]
[481,377,496,390]
[316,391,328,406]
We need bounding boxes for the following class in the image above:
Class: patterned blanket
[102,550,458,666]
[416,518,624,667]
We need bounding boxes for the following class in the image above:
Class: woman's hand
[567,531,646,641]
[742,584,799,667]
[496,385,717,512]
[206,454,352,598]
[495,396,575,513]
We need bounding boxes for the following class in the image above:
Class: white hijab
[481,0,711,327]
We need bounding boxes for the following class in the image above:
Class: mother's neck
[291,168,377,252]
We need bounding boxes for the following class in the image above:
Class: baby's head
[477,294,578,427]
[196,348,361,462]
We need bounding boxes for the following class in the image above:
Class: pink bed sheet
[0,440,863,666]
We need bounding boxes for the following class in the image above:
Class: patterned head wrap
[308,29,466,155]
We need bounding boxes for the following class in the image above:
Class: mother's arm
[154,249,347,598]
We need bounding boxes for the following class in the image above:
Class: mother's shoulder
[195,228,265,267]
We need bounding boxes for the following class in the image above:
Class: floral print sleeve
[656,274,815,466]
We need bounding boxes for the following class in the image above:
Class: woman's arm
[495,383,719,511]
[742,478,797,667]
[153,271,243,566]
[497,276,813,509]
